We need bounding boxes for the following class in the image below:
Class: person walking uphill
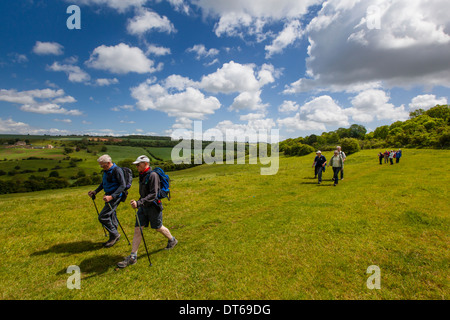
[117,155,177,268]
[312,151,327,184]
[328,150,344,186]
[88,154,126,248]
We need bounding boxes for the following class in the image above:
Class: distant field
[146,147,173,161]
[0,149,448,300]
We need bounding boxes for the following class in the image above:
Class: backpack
[147,167,171,201]
[111,166,133,202]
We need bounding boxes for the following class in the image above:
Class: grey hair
[97,154,112,164]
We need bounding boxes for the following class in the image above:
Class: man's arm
[110,167,126,200]
[137,172,160,207]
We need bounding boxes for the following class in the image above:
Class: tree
[339,138,360,155]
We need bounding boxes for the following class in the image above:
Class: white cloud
[187,44,219,60]
[67,0,146,13]
[265,20,303,58]
[127,8,176,35]
[33,41,64,56]
[0,118,71,135]
[230,90,267,112]
[20,103,83,116]
[0,88,82,116]
[86,43,156,74]
[286,0,450,93]
[131,79,221,119]
[346,89,409,122]
[409,94,448,111]
[278,100,299,113]
[193,0,321,39]
[277,113,327,132]
[146,44,171,56]
[47,62,91,83]
[199,61,266,94]
[300,95,349,127]
[95,78,119,86]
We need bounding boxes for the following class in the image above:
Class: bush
[339,138,361,155]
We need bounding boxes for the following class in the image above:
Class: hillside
[0,149,448,299]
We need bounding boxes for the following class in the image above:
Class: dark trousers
[390,158,394,165]
[98,197,122,238]
[332,167,341,184]
[340,167,344,179]
[317,166,324,182]
[379,157,383,164]
[396,158,400,163]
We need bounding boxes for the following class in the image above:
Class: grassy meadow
[0,149,448,300]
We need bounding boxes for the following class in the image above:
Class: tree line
[281,105,449,157]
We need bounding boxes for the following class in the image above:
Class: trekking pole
[135,208,152,267]
[91,195,108,237]
[107,202,131,245]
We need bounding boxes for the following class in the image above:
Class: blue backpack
[149,167,171,201]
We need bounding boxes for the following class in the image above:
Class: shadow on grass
[56,254,124,280]
[31,240,103,257]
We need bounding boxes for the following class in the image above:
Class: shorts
[135,203,163,229]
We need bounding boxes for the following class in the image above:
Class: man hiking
[328,150,344,186]
[312,150,327,184]
[117,155,177,268]
[88,154,126,248]
[336,146,346,180]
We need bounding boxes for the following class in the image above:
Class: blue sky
[1,0,449,141]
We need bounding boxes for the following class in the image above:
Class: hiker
[396,149,402,163]
[336,146,346,180]
[88,154,126,248]
[313,151,320,178]
[312,150,327,184]
[378,152,383,165]
[117,155,177,268]
[389,150,395,165]
[328,150,344,186]
[384,150,389,164]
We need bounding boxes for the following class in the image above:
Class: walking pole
[107,202,131,245]
[135,208,152,267]
[91,195,108,237]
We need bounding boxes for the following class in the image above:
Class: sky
[0,0,449,141]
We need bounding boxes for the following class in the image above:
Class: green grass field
[0,149,448,299]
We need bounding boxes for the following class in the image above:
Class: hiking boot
[117,255,137,268]
[104,234,120,248]
[165,237,178,250]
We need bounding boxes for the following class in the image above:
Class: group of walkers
[312,146,346,186]
[88,154,177,269]
[378,149,402,165]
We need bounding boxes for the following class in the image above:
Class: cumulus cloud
[265,20,303,58]
[66,0,146,13]
[285,0,450,93]
[192,0,321,39]
[278,100,299,113]
[0,88,82,115]
[187,44,219,60]
[131,79,221,120]
[0,118,71,135]
[409,94,448,111]
[33,41,64,56]
[86,43,157,74]
[47,62,91,83]
[345,89,409,123]
[95,78,119,86]
[127,8,176,35]
[277,95,349,133]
